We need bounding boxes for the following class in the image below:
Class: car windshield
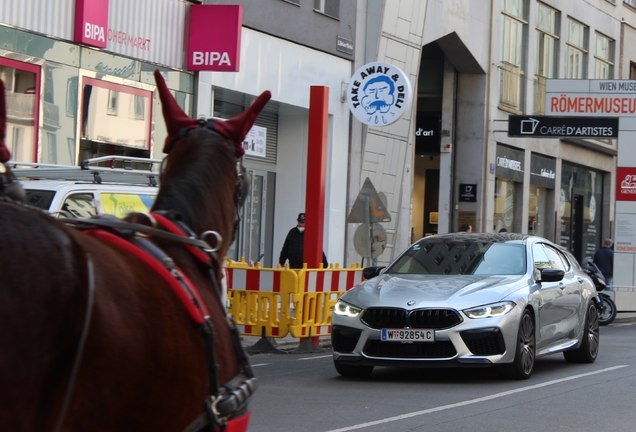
[386,239,526,275]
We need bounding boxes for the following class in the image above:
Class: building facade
[350,0,636,267]
[3,0,634,272]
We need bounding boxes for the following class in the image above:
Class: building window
[594,32,614,79]
[566,18,588,79]
[107,90,119,115]
[500,0,527,112]
[534,3,559,114]
[630,61,636,79]
[625,0,635,7]
[282,0,300,4]
[131,95,146,120]
[314,0,339,19]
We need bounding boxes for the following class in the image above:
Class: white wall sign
[545,79,636,117]
[347,62,412,126]
[242,125,267,157]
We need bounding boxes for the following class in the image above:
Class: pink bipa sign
[186,5,243,72]
[74,0,109,49]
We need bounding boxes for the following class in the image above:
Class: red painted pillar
[304,86,329,268]
[301,86,329,350]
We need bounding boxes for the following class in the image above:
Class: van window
[61,193,97,218]
[25,190,55,210]
[100,193,155,218]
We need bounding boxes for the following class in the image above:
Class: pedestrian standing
[278,213,328,269]
[594,238,614,290]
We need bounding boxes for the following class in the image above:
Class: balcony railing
[499,61,523,111]
[534,75,546,114]
[6,93,35,121]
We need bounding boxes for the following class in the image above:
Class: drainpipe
[482,0,497,233]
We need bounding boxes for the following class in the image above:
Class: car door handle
[559,282,566,290]
[577,277,585,284]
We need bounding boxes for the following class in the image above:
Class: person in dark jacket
[278,213,328,269]
[594,238,614,290]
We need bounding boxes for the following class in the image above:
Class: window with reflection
[80,77,152,164]
[0,59,41,163]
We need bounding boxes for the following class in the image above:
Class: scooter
[582,257,617,325]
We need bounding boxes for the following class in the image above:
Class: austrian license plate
[381,328,435,342]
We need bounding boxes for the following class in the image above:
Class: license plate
[381,328,435,342]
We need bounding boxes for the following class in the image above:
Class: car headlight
[463,301,516,319]
[333,300,362,318]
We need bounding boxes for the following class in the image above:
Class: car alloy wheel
[564,302,600,363]
[501,309,535,380]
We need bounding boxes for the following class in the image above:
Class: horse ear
[212,90,272,157]
[154,69,271,157]
[154,70,199,154]
[0,79,11,163]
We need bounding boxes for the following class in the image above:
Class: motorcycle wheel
[598,296,617,326]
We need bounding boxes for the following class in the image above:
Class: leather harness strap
[66,213,256,432]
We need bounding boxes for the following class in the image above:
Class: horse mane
[152,128,238,257]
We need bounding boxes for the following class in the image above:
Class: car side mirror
[363,266,385,280]
[539,268,565,283]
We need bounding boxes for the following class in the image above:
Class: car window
[545,245,570,271]
[61,193,97,218]
[24,190,55,210]
[533,244,566,271]
[532,244,551,269]
[387,239,525,275]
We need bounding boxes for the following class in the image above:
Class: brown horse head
[0,72,271,431]
[151,70,271,260]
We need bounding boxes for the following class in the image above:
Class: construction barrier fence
[225,259,363,342]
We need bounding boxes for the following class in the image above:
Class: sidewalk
[613,312,636,324]
[241,333,331,355]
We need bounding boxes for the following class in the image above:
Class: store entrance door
[228,169,268,265]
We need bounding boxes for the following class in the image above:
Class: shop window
[528,186,548,237]
[495,179,516,232]
[80,77,152,163]
[559,163,603,263]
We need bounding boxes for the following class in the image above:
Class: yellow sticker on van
[100,193,156,218]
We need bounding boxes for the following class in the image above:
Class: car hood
[340,273,527,310]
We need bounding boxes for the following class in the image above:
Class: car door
[534,243,569,348]
[542,244,582,343]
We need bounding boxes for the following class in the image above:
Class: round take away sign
[347,62,412,126]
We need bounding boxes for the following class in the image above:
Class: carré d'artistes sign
[347,62,413,127]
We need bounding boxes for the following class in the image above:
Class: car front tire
[563,302,599,364]
[334,360,374,377]
[500,309,535,380]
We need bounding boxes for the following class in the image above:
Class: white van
[10,156,160,218]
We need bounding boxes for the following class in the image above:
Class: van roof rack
[7,156,162,186]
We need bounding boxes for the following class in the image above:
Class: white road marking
[325,365,629,432]
[251,363,270,367]
[614,323,636,327]
[300,355,333,361]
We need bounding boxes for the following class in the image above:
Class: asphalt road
[244,321,636,432]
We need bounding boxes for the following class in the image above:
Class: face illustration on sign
[347,62,412,126]
[361,76,395,115]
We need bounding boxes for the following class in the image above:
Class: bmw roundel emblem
[407,300,416,306]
